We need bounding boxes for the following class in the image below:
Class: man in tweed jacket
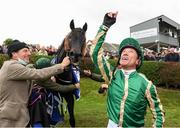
[0,40,70,127]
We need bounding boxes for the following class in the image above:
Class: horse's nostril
[79,54,82,57]
[73,53,82,57]
[70,51,74,56]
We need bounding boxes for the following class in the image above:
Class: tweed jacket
[26,63,76,93]
[0,59,65,127]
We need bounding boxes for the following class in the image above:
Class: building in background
[130,15,180,52]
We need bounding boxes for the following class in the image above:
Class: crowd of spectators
[144,47,180,62]
[102,47,180,62]
[0,44,58,56]
[0,44,7,54]
[1,43,180,62]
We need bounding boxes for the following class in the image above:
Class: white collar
[121,69,136,78]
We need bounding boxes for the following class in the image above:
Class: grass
[57,77,180,127]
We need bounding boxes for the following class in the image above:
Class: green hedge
[81,57,180,87]
[80,58,162,85]
[138,61,161,85]
[0,54,9,67]
[0,54,180,87]
[159,62,180,87]
[29,53,54,64]
[0,54,53,67]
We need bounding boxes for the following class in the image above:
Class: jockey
[90,12,165,127]
[0,40,70,127]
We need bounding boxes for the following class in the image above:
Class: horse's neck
[55,44,73,84]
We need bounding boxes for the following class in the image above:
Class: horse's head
[64,19,87,64]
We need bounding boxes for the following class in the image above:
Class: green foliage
[81,58,180,87]
[0,54,9,67]
[159,62,180,87]
[0,54,53,68]
[138,61,161,85]
[29,53,53,64]
[3,38,13,46]
[80,57,117,74]
[108,58,118,66]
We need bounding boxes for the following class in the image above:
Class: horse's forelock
[64,28,86,50]
[72,28,86,34]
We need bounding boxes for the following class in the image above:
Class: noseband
[65,51,81,66]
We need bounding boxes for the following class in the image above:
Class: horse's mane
[56,40,66,63]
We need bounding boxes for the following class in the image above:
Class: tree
[3,38,13,46]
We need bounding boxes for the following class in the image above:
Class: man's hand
[103,11,118,28]
[98,84,108,94]
[74,83,80,89]
[61,56,70,67]
[51,76,56,82]
[83,70,92,77]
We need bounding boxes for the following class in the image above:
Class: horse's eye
[68,38,72,41]
[82,38,85,43]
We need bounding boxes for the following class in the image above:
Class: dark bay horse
[52,19,87,127]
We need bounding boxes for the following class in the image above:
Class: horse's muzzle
[69,54,82,65]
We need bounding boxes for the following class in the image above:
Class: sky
[0,0,180,47]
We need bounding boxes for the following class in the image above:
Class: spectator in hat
[0,40,70,127]
[90,12,165,127]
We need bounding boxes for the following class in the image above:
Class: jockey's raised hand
[103,11,118,28]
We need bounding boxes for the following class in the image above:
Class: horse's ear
[83,22,87,32]
[70,19,75,30]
